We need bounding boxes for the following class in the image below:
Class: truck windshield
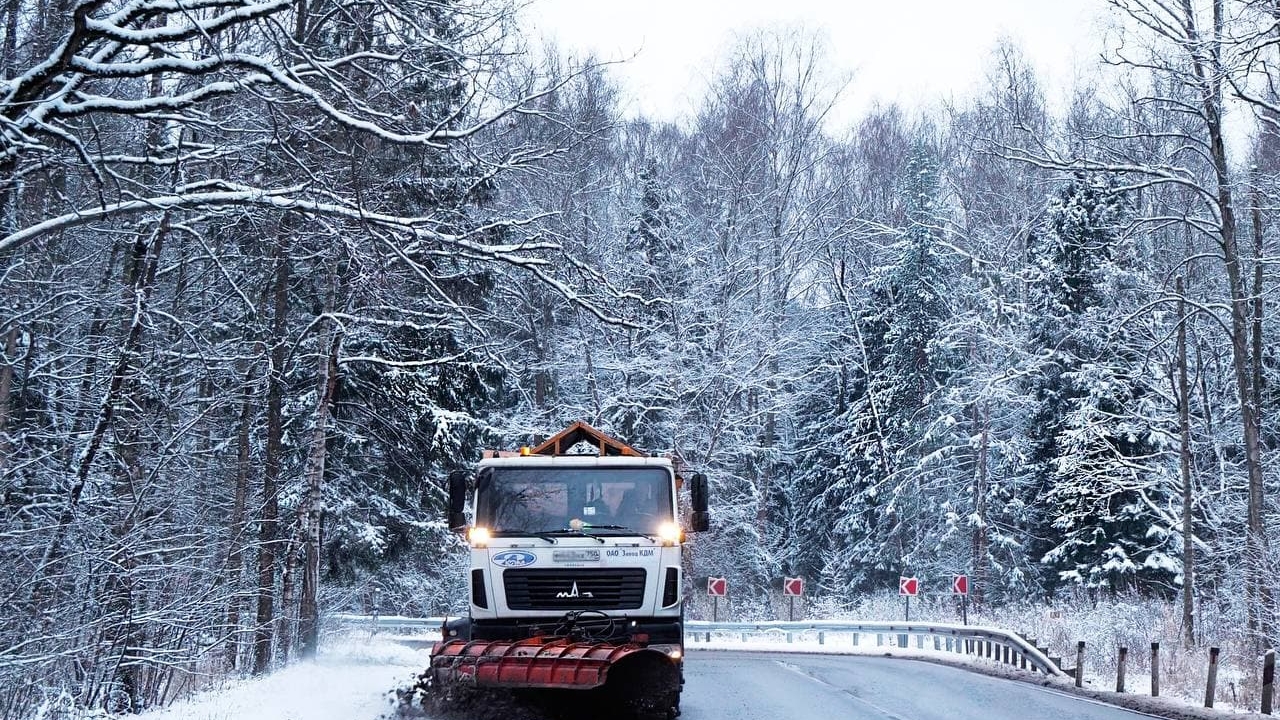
[475,467,674,534]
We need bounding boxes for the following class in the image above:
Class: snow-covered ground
[60,626,1263,720]
[120,636,429,720]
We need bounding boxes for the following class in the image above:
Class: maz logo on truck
[491,551,536,568]
[556,581,593,599]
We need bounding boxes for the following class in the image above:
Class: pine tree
[1023,173,1176,594]
[824,140,963,592]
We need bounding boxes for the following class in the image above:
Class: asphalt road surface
[680,651,1156,720]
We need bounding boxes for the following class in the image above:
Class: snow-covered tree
[822,138,965,594]
[1023,173,1176,594]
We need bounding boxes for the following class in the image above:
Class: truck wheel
[603,651,681,720]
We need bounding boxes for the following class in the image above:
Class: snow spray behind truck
[424,421,711,719]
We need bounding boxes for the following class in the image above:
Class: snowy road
[132,639,1178,720]
[680,651,1156,720]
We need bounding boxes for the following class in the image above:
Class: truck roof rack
[530,420,645,457]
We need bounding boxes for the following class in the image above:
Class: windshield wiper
[493,529,558,543]
[545,528,607,544]
[574,524,657,540]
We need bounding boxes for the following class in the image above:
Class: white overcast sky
[520,0,1110,124]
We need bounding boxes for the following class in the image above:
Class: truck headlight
[467,526,491,547]
[656,522,683,545]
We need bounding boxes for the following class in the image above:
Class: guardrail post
[818,631,825,646]
[1206,647,1220,708]
[1073,641,1084,687]
[853,632,859,646]
[1259,648,1276,715]
[1116,646,1127,693]
[1003,645,1011,665]
[916,634,924,649]
[1151,642,1160,697]
[740,631,747,642]
[786,632,794,644]
[876,633,883,646]
[934,636,941,651]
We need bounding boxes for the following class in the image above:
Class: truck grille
[503,568,647,610]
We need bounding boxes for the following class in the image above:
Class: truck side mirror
[447,470,468,531]
[690,472,710,532]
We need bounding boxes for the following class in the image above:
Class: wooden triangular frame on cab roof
[530,420,646,457]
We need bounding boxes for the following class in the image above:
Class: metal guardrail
[332,614,1066,677]
[331,613,447,632]
[685,620,1066,676]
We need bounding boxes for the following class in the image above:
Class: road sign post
[783,577,803,621]
[899,576,918,622]
[952,574,969,625]
[707,577,727,622]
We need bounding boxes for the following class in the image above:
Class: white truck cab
[443,423,710,649]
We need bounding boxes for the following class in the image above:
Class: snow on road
[132,636,428,720]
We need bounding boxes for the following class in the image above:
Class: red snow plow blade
[430,637,650,689]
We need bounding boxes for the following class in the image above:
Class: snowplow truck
[428,421,710,719]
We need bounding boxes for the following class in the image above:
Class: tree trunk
[1185,0,1271,645]
[224,369,255,671]
[1176,277,1195,647]
[1,0,19,80]
[298,332,339,659]
[253,234,291,675]
[971,400,989,607]
[101,220,167,712]
[580,313,602,425]
[1249,182,1269,644]
[0,324,17,478]
[278,534,297,662]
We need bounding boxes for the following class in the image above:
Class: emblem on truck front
[492,551,536,567]
[555,581,593,599]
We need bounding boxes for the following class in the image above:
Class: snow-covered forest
[3,0,1280,716]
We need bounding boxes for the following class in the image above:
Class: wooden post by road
[1206,647,1220,708]
[1116,646,1128,693]
[1076,641,1085,688]
[1262,648,1275,715]
[1151,642,1160,697]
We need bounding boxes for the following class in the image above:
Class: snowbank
[128,636,428,720]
